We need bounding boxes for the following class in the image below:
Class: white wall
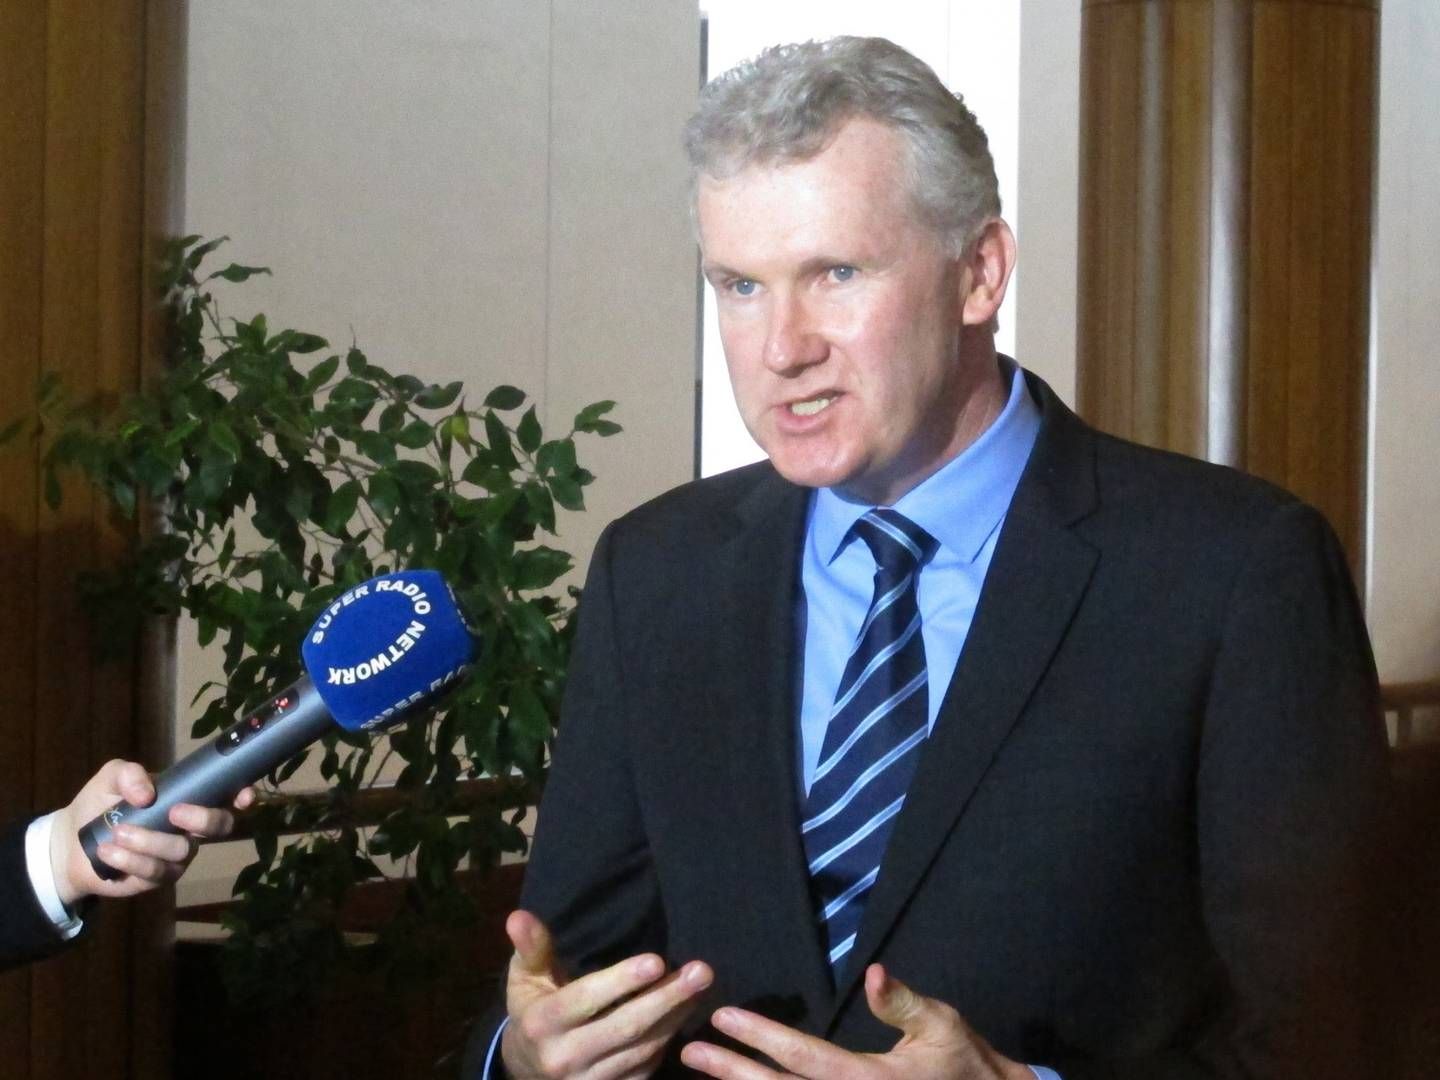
[1370,0,1440,688]
[1015,0,1081,403]
[177,0,699,905]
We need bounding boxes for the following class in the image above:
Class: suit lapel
[710,472,836,1024]
[826,376,1102,1019]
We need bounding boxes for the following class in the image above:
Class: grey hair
[684,36,1000,256]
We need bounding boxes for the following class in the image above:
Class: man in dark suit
[1,758,252,971]
[468,37,1388,1080]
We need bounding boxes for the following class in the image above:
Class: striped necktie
[802,507,937,975]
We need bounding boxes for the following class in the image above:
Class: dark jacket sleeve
[0,817,76,973]
[463,523,668,1077]
[1058,502,1392,1080]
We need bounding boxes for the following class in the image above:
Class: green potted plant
[8,236,620,1000]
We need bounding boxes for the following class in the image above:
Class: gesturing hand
[680,964,1032,1080]
[501,910,714,1079]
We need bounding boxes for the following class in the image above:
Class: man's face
[698,118,982,505]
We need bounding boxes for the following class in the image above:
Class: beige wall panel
[1370,0,1440,683]
[545,0,700,553]
[184,0,551,383]
[1016,0,1082,404]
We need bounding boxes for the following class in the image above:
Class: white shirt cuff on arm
[24,812,84,940]
[1029,1067,1062,1079]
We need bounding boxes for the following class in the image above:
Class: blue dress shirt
[797,358,1040,792]
[797,360,1059,1080]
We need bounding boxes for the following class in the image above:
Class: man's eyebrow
[700,260,743,282]
[702,255,855,283]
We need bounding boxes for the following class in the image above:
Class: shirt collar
[810,357,1041,566]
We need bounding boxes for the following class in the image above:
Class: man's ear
[960,219,1017,327]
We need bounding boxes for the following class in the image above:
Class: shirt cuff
[482,1016,509,1078]
[24,813,84,940]
[1029,1068,1062,1080]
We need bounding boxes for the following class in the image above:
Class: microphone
[78,569,477,881]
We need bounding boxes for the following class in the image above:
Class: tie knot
[852,508,936,578]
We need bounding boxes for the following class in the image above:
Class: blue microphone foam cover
[301,570,477,731]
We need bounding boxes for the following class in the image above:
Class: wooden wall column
[1077,0,1378,567]
[0,1,186,1077]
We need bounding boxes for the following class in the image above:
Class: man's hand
[501,909,714,1079]
[680,964,1031,1080]
[49,759,256,905]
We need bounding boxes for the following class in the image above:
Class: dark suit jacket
[0,818,72,972]
[468,373,1389,1079]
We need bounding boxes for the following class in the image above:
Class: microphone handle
[78,674,332,881]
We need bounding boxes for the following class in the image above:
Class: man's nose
[762,296,827,374]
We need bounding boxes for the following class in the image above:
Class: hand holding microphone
[50,761,256,904]
[77,569,477,882]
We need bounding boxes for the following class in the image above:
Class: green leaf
[589,419,622,437]
[535,439,577,477]
[523,484,556,533]
[329,377,380,409]
[549,474,584,511]
[273,330,328,355]
[208,263,271,283]
[354,430,397,465]
[514,547,572,590]
[208,419,242,459]
[303,354,340,392]
[506,683,551,742]
[325,479,362,534]
[573,400,616,431]
[163,417,202,447]
[483,385,526,411]
[415,381,463,410]
[183,235,229,272]
[234,313,268,351]
[367,472,401,519]
[389,459,441,487]
[395,420,434,450]
[483,411,516,468]
[516,406,542,454]
[378,402,407,434]
[443,412,472,445]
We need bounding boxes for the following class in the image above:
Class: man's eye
[829,265,856,283]
[731,279,758,297]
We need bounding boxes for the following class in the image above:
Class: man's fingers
[506,909,559,979]
[506,953,707,1078]
[95,841,176,886]
[112,761,157,807]
[864,963,960,1041]
[525,952,668,1036]
[707,1007,841,1078]
[168,802,236,838]
[113,824,195,865]
[681,1039,787,1080]
[572,975,710,1080]
[590,959,713,1049]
